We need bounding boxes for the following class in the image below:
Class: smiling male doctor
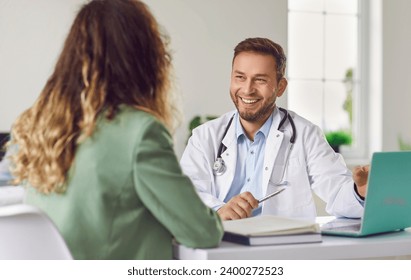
[180,38,368,220]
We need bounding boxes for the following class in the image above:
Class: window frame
[287,0,370,163]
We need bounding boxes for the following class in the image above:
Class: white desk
[174,217,411,260]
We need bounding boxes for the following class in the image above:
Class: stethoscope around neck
[212,107,297,179]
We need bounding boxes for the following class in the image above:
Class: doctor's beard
[233,97,276,123]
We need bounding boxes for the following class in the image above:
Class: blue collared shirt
[223,112,273,216]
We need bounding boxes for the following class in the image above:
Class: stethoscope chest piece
[213,157,226,176]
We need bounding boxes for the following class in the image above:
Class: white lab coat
[180,108,364,220]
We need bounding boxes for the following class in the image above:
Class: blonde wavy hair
[10,0,177,193]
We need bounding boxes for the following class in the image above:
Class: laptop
[321,151,411,237]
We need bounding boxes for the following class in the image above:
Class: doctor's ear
[275,78,288,97]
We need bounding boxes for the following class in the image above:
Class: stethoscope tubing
[213,107,296,176]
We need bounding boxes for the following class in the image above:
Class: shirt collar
[234,111,274,141]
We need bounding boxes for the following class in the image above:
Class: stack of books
[223,215,322,246]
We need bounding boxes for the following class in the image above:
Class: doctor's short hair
[233,38,287,81]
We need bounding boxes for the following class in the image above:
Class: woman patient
[9,0,222,259]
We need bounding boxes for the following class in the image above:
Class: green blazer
[26,106,223,259]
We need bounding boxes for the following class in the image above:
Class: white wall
[382,0,411,151]
[367,0,382,156]
[0,0,288,157]
[144,0,288,156]
[7,0,410,157]
[0,0,85,130]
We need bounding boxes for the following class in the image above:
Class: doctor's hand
[217,192,259,221]
[353,165,370,198]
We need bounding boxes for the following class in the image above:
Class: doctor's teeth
[241,98,257,104]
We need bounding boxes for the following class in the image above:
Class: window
[288,0,368,160]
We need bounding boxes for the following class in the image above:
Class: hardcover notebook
[223,215,322,246]
[321,151,411,237]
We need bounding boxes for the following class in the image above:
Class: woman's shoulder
[108,106,165,132]
[117,105,157,121]
[94,106,169,148]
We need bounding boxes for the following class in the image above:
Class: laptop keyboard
[328,223,361,233]
[321,221,362,233]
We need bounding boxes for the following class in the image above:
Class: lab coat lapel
[262,118,285,196]
[215,122,237,201]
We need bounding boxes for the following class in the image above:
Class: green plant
[325,130,352,148]
[398,135,411,150]
[343,68,354,126]
[188,115,218,140]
